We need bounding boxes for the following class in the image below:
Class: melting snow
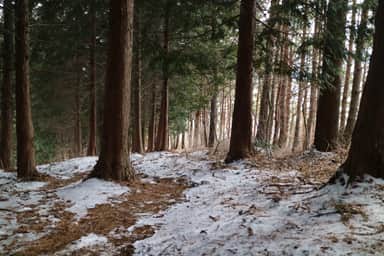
[133,151,384,256]
[56,178,130,219]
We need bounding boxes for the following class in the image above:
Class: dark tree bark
[91,0,135,181]
[314,0,347,151]
[15,0,38,179]
[0,0,14,170]
[155,3,170,151]
[87,0,97,156]
[147,83,156,152]
[341,1,384,179]
[74,63,82,156]
[131,9,144,153]
[344,1,369,141]
[225,0,255,163]
[208,90,218,147]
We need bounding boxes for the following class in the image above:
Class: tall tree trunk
[256,0,277,144]
[208,90,218,147]
[131,9,143,153]
[225,0,255,163]
[314,0,347,151]
[0,0,14,170]
[155,3,170,151]
[344,1,369,141]
[219,88,225,140]
[277,32,290,148]
[147,82,156,152]
[15,0,37,179]
[341,1,384,179]
[305,17,320,149]
[91,0,134,181]
[87,0,97,156]
[74,65,82,156]
[340,0,357,133]
[293,25,307,151]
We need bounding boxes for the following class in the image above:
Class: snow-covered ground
[1,151,384,255]
[132,151,384,256]
[0,157,129,254]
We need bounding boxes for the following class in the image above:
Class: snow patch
[56,178,130,219]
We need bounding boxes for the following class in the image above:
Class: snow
[56,178,130,219]
[56,233,111,255]
[133,151,384,256]
[38,157,98,179]
[0,156,129,254]
[2,151,384,255]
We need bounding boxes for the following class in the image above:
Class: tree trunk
[147,82,156,152]
[155,3,170,151]
[256,0,277,144]
[305,17,320,149]
[277,34,290,148]
[208,90,218,147]
[131,9,143,153]
[340,0,357,133]
[314,0,347,151]
[87,0,97,156]
[341,1,384,179]
[91,0,134,181]
[293,25,307,151]
[15,0,37,179]
[0,0,14,170]
[74,65,82,156]
[193,111,201,148]
[344,1,369,141]
[225,0,255,163]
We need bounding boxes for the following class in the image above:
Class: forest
[1,0,384,255]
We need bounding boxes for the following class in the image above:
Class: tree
[15,0,38,179]
[225,0,255,163]
[0,0,14,170]
[87,0,97,156]
[341,0,384,179]
[314,0,348,151]
[256,0,277,145]
[339,0,357,133]
[90,0,135,181]
[344,0,370,141]
[155,2,170,151]
[131,8,144,153]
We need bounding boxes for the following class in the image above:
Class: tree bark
[87,0,97,156]
[74,63,82,156]
[256,0,277,144]
[147,82,156,152]
[15,0,38,179]
[340,0,357,133]
[155,3,170,151]
[225,0,255,163]
[91,0,135,181]
[341,0,384,179]
[0,0,14,170]
[344,1,369,141]
[131,9,144,153]
[208,90,218,147]
[314,0,347,151]
[293,24,307,151]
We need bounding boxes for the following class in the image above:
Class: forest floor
[1,149,384,255]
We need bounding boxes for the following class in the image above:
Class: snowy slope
[133,151,384,256]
